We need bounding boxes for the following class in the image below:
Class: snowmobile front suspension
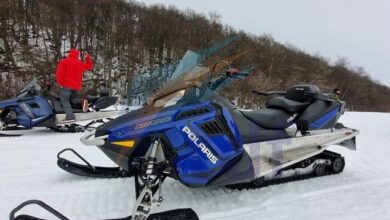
[57,148,131,178]
[130,137,199,220]
[132,139,165,220]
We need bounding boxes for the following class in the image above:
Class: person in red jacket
[56,48,93,123]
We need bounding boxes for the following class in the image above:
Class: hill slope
[1,0,389,111]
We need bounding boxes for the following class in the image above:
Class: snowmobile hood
[0,96,38,108]
[68,49,79,59]
[0,97,20,108]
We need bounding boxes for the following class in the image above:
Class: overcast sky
[138,0,390,87]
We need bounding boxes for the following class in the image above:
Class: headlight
[0,109,3,114]
[154,89,185,108]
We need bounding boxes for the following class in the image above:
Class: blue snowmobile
[0,77,125,136]
[10,60,358,220]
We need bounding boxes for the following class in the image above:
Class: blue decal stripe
[310,108,339,129]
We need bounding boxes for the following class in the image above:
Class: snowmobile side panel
[207,150,255,187]
[297,99,341,130]
[222,108,243,147]
[309,107,339,129]
[33,116,55,128]
[15,96,54,128]
[26,96,53,119]
[94,102,244,187]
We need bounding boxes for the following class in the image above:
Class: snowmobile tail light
[111,140,135,148]
[154,89,185,108]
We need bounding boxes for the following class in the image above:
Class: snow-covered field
[1,112,389,220]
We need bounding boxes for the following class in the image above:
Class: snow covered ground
[1,112,389,220]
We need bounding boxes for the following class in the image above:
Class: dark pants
[60,88,78,120]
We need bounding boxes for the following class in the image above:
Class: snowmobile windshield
[17,77,41,97]
[151,51,247,108]
[151,64,217,107]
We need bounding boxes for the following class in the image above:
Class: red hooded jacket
[56,49,93,91]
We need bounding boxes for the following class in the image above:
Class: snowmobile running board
[9,200,199,220]
[57,148,131,178]
[54,110,127,125]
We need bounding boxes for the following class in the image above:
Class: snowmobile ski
[0,122,23,137]
[10,200,69,220]
[1,126,31,131]
[0,132,23,137]
[57,148,131,178]
[9,200,199,220]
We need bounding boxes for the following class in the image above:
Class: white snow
[1,112,389,220]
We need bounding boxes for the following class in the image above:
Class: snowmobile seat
[266,97,309,113]
[265,85,320,113]
[240,108,294,130]
[93,96,117,110]
[230,109,290,143]
[49,98,83,113]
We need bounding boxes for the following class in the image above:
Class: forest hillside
[1,0,389,111]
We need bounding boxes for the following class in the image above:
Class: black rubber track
[49,124,85,133]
